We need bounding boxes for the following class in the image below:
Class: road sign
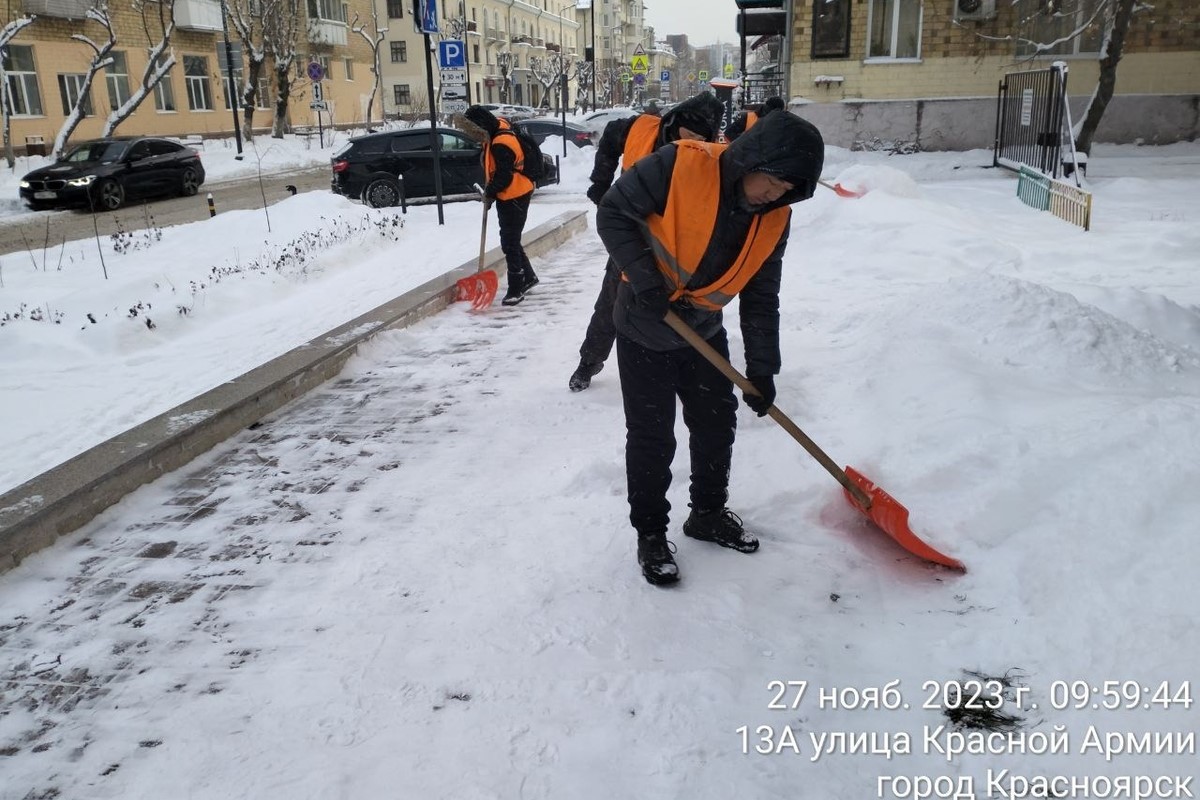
[442,84,468,101]
[418,0,439,34]
[438,40,465,69]
[687,72,696,81]
[311,81,324,102]
[443,99,469,114]
[633,43,646,56]
[634,74,645,86]
[306,61,325,81]
[724,63,735,78]
[698,70,709,81]
[439,69,467,84]
[309,101,327,111]
[630,54,649,74]
[620,73,631,83]
[660,70,670,82]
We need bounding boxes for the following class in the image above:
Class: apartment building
[786,0,1200,148]
[5,0,380,153]
[376,0,584,119]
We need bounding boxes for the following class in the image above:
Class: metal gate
[994,64,1068,178]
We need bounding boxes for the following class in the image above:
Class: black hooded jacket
[596,111,824,374]
[464,105,523,199]
[588,93,726,197]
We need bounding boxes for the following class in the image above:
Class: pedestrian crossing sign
[630,54,649,74]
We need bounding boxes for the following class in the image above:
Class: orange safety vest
[744,110,760,131]
[622,115,663,172]
[640,140,790,311]
[485,119,534,200]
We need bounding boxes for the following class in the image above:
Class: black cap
[463,104,498,134]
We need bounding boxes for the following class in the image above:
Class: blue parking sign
[660,70,670,82]
[438,40,465,69]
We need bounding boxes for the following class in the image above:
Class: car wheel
[93,178,124,211]
[362,177,401,208]
[180,167,200,197]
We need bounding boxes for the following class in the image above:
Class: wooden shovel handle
[663,311,872,509]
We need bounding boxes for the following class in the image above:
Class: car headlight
[19,180,30,188]
[67,174,97,187]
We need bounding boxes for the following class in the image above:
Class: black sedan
[331,127,557,209]
[19,137,205,211]
[514,118,594,148]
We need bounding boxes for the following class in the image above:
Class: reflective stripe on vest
[486,120,534,199]
[642,140,790,311]
[621,115,662,172]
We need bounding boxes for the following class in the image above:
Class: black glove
[586,183,609,206]
[633,285,671,319]
[742,374,776,416]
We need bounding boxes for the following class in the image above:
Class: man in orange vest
[725,96,785,143]
[464,105,539,306]
[569,93,725,391]
[596,110,824,586]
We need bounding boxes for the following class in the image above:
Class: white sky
[2,128,1199,796]
[644,0,740,47]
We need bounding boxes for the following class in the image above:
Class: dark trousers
[495,192,533,287]
[616,330,738,535]
[578,258,620,364]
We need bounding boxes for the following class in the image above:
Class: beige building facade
[786,0,1200,148]
[5,0,381,153]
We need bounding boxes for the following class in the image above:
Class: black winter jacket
[596,111,824,376]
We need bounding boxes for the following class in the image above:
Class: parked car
[19,137,205,212]
[478,103,539,121]
[579,107,640,139]
[514,118,593,148]
[330,126,558,209]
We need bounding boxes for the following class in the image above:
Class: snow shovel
[818,178,863,199]
[664,310,965,572]
[454,186,498,311]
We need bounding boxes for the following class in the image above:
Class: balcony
[307,18,348,47]
[545,42,561,53]
[466,20,480,36]
[532,37,545,49]
[511,34,533,47]
[20,0,90,19]
[173,0,223,31]
[485,26,505,44]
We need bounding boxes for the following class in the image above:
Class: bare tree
[530,53,571,112]
[495,51,516,104]
[101,0,176,137]
[227,0,268,141]
[53,2,118,159]
[262,0,302,138]
[351,8,387,129]
[0,15,37,167]
[571,60,593,113]
[1072,0,1139,154]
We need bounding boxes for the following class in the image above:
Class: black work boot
[501,275,526,306]
[521,268,540,293]
[683,507,760,553]
[568,359,604,392]
[637,532,680,586]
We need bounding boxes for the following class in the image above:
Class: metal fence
[994,64,1068,178]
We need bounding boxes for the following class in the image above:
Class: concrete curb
[0,208,589,574]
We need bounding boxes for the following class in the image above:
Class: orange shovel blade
[842,466,966,571]
[455,270,498,311]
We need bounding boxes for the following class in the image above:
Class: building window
[393,84,411,105]
[867,0,921,59]
[473,44,480,63]
[154,67,176,111]
[3,45,43,116]
[344,57,354,79]
[58,74,92,116]
[391,41,408,62]
[318,54,333,79]
[387,0,405,17]
[308,0,347,22]
[184,55,214,110]
[106,51,132,111]
[1015,0,1104,57]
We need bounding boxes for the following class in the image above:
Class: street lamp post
[218,0,243,158]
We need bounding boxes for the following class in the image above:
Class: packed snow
[0,126,1197,798]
